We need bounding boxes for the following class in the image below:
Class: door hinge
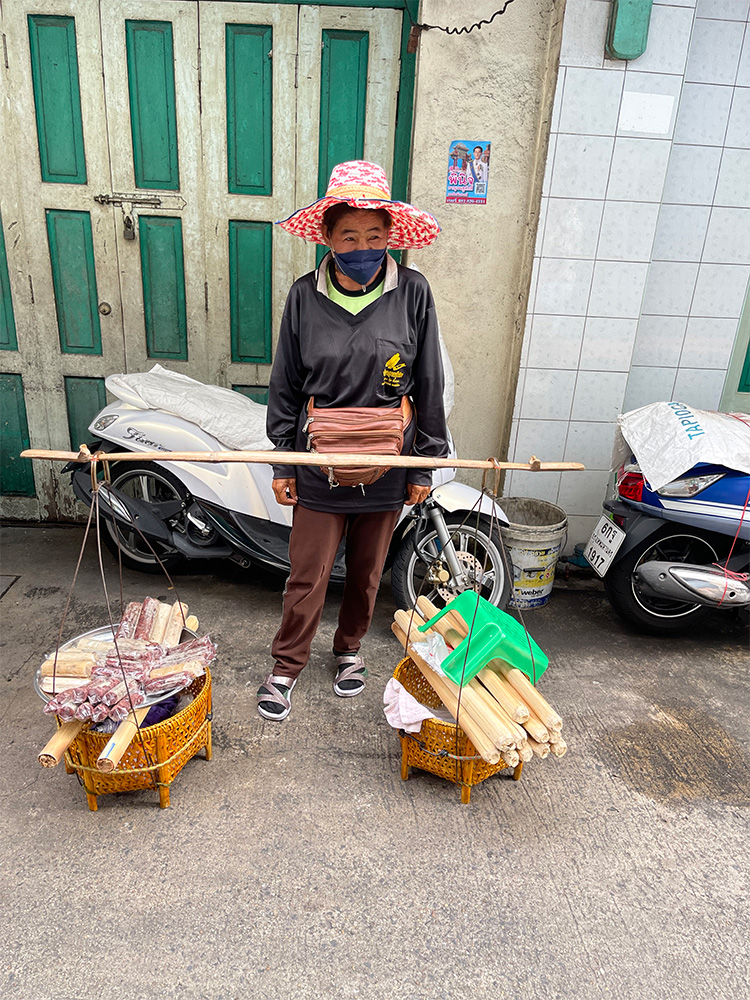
[204,281,209,312]
[294,52,298,89]
[28,274,34,304]
[2,34,9,70]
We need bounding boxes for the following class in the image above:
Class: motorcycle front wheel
[391,514,512,611]
[603,526,722,635]
[99,463,187,573]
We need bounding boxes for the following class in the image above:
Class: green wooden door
[0,0,411,519]
[0,0,125,519]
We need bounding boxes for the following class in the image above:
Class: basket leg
[77,741,98,812]
[513,762,523,781]
[155,732,170,809]
[461,755,475,805]
[399,736,410,781]
[205,689,212,761]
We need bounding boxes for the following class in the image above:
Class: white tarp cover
[612,401,750,491]
[106,365,273,451]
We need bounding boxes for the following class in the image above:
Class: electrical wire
[406,0,517,37]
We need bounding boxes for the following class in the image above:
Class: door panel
[100,1,205,378]
[199,1,297,390]
[297,5,401,273]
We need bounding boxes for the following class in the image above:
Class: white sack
[107,364,273,451]
[612,401,750,492]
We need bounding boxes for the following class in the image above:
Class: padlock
[123,213,135,240]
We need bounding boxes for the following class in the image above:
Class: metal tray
[35,623,198,706]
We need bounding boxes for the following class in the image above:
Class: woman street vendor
[258,160,449,721]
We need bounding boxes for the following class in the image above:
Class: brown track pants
[271,504,401,681]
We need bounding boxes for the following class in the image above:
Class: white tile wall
[641,261,700,314]
[510,0,750,548]
[662,144,723,205]
[673,83,734,144]
[550,134,614,198]
[672,367,728,407]
[631,315,688,366]
[579,317,639,370]
[607,137,672,202]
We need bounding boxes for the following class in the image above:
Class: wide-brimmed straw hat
[277,160,440,250]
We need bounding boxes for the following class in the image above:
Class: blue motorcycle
[586,461,750,634]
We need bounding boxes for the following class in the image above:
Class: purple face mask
[332,247,386,286]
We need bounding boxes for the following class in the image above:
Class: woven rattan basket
[394,657,522,804]
[61,668,212,810]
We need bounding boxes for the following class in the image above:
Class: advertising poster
[446,140,491,204]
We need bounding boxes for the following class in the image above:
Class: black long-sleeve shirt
[266,253,449,513]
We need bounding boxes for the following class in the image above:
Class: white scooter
[63,371,511,609]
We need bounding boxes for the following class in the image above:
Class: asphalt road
[1,524,748,1000]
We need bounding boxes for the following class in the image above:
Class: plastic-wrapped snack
[109,690,146,721]
[91,702,111,724]
[55,702,77,722]
[86,676,119,705]
[144,671,192,695]
[103,679,141,706]
[149,658,205,680]
[71,682,94,705]
[158,635,216,669]
[134,597,160,640]
[115,602,142,639]
[108,699,131,722]
[74,701,95,721]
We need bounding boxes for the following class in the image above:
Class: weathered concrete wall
[407,0,565,480]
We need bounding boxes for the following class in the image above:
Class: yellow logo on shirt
[382,352,406,387]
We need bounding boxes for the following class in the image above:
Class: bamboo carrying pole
[38,720,85,768]
[96,706,151,773]
[21,445,585,474]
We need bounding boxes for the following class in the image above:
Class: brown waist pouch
[305,396,413,489]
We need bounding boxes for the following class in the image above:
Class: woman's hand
[272,478,298,506]
[405,484,430,506]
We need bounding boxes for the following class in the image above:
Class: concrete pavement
[1,523,748,1000]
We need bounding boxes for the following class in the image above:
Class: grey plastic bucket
[500,498,568,609]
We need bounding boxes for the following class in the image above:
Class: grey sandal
[333,655,367,697]
[257,674,296,721]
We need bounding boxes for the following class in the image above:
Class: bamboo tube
[22,445,585,474]
[527,737,550,759]
[500,748,520,768]
[477,667,531,726]
[517,744,533,763]
[437,605,564,731]
[391,622,500,765]
[162,602,189,647]
[96,706,151,773]
[149,601,172,644]
[549,738,568,758]
[407,605,524,746]
[393,612,515,752]
[520,712,550,745]
[495,663,563,730]
[40,658,94,678]
[185,615,199,632]
[38,720,85,768]
[548,728,565,744]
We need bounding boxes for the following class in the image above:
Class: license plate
[585,515,626,577]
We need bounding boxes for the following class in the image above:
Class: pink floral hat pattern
[277,160,440,250]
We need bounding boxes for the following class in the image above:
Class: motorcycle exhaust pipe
[634,562,750,607]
